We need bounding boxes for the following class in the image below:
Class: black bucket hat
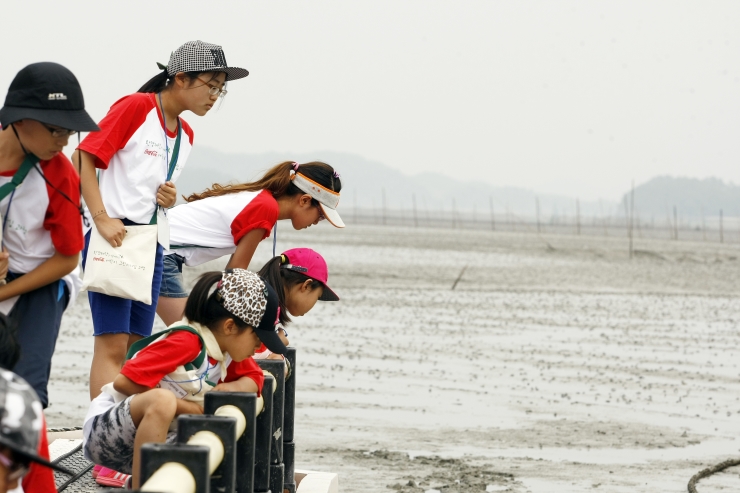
[0,370,73,475]
[0,62,99,132]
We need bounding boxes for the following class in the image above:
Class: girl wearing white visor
[156,161,343,326]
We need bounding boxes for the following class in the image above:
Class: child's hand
[94,215,127,248]
[157,181,177,208]
[176,399,204,416]
[0,247,9,279]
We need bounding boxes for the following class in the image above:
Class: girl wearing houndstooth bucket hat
[72,40,250,478]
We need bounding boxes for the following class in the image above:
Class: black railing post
[176,414,237,493]
[256,359,286,465]
[204,392,258,493]
[253,373,274,492]
[139,443,210,493]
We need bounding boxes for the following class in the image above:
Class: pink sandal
[95,466,132,488]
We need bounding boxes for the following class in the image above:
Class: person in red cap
[255,247,339,366]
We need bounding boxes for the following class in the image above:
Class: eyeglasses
[197,77,228,98]
[42,124,76,138]
[0,451,30,482]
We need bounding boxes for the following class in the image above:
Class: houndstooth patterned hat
[158,40,249,81]
[215,269,286,354]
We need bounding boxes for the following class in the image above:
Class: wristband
[91,209,107,219]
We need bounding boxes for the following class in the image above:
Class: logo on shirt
[48,93,67,100]
[144,149,159,157]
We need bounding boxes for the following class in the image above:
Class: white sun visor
[291,172,345,228]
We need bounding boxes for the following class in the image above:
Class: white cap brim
[319,203,345,228]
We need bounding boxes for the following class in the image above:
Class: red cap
[281,248,339,301]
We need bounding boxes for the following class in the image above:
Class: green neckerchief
[0,154,40,201]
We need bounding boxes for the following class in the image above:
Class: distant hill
[621,176,739,219]
[177,147,619,218]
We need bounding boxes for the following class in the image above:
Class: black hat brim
[319,285,339,301]
[0,106,99,132]
[255,327,287,355]
[254,280,287,355]
[222,67,249,81]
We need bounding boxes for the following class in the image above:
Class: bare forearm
[0,252,78,301]
[225,229,265,270]
[213,376,259,394]
[113,374,151,396]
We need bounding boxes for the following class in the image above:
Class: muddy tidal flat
[47,224,740,492]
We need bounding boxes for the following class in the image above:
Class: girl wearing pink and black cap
[255,247,339,363]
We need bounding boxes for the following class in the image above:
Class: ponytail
[138,70,169,93]
[138,70,213,94]
[185,272,249,331]
[257,255,322,326]
[185,161,343,202]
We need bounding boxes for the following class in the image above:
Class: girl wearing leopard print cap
[82,269,284,489]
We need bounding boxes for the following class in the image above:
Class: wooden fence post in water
[412,194,418,228]
[381,188,386,225]
[489,196,495,231]
[629,182,634,258]
[452,198,457,229]
[673,206,678,240]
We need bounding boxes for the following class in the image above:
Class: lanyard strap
[272,223,277,257]
[151,93,182,225]
[0,154,40,202]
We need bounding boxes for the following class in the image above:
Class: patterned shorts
[84,395,177,474]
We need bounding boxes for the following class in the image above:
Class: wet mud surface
[48,225,740,492]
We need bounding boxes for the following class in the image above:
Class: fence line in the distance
[346,207,740,244]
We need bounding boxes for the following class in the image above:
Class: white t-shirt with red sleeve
[166,189,279,266]
[77,92,194,224]
[0,153,84,299]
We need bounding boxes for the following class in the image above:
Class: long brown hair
[184,161,341,202]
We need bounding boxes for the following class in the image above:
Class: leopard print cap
[217,269,270,328]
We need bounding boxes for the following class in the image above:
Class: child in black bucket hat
[0,62,98,410]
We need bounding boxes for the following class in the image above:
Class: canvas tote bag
[82,120,181,305]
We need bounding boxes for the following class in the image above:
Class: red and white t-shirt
[78,92,194,224]
[166,189,279,266]
[0,154,84,273]
[120,330,265,391]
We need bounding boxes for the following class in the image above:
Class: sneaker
[95,466,132,488]
[91,464,103,479]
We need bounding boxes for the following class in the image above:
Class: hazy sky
[3,1,738,201]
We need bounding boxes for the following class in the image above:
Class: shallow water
[47,224,740,492]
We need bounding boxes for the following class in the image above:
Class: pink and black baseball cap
[281,248,339,301]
